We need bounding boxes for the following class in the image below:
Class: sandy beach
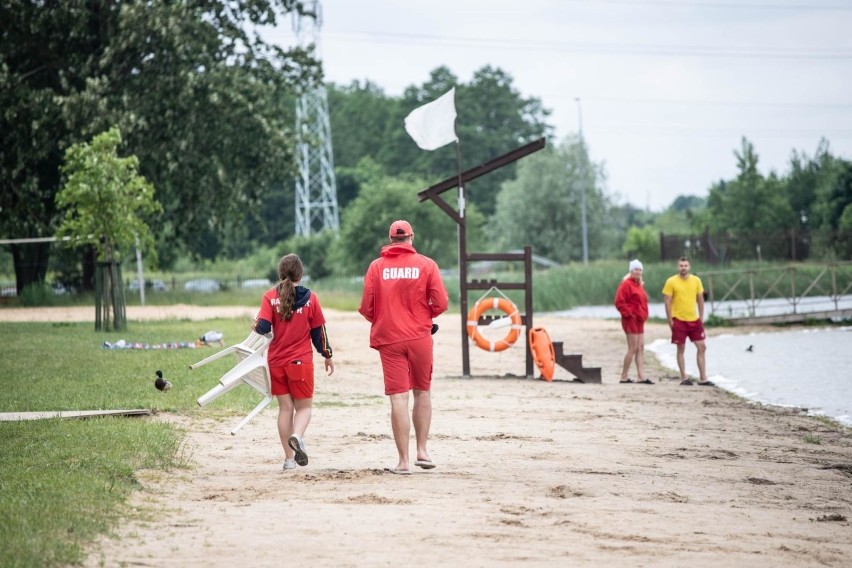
[7,306,851,567]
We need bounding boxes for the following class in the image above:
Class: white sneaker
[282,458,297,470]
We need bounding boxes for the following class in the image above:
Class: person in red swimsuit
[359,220,449,475]
[254,254,334,471]
[614,259,652,384]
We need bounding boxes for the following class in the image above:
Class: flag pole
[454,128,472,376]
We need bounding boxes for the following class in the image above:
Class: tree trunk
[11,242,50,294]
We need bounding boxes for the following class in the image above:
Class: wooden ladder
[552,341,601,383]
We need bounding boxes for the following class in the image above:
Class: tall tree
[705,138,793,233]
[488,136,610,263]
[56,127,161,330]
[785,139,846,232]
[0,0,318,291]
[330,159,484,275]
[329,66,551,217]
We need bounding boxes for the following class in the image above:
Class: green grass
[0,318,276,568]
[804,433,822,445]
[0,419,184,567]
[6,259,847,314]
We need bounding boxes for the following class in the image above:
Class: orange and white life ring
[466,297,522,352]
[528,327,556,381]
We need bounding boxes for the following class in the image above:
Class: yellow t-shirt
[662,274,704,322]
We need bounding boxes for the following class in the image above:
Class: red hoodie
[359,242,449,349]
[614,277,649,322]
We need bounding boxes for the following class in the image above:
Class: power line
[563,0,852,10]
[327,30,852,60]
[542,95,852,109]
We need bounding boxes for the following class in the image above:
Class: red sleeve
[258,288,275,322]
[614,280,632,318]
[308,292,326,328]
[358,264,376,322]
[427,260,449,318]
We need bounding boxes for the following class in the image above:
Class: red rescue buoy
[528,327,555,381]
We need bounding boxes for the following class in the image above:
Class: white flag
[404,87,459,151]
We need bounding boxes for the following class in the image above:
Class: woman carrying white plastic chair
[254,254,335,471]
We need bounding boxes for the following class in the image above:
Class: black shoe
[680,379,694,386]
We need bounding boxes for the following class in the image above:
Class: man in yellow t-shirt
[662,256,713,386]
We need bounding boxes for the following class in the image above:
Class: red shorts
[671,318,706,344]
[378,335,434,396]
[621,317,644,334]
[270,361,314,399]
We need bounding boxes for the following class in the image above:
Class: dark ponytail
[276,254,304,321]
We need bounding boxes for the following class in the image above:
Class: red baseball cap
[388,220,414,238]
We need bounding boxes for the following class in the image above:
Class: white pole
[576,97,589,266]
[135,234,145,306]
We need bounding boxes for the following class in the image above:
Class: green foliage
[332,65,552,218]
[331,161,484,274]
[532,260,677,309]
[1,1,318,288]
[282,231,338,280]
[18,284,57,307]
[622,226,660,261]
[488,136,609,263]
[56,128,161,264]
[705,138,794,234]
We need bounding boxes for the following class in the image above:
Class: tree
[330,159,483,275]
[622,226,660,262]
[705,138,794,233]
[488,136,610,264]
[56,128,161,330]
[785,139,847,232]
[0,1,318,291]
[330,65,552,217]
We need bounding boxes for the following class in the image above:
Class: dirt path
[7,306,846,567]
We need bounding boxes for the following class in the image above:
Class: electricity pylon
[293,1,339,236]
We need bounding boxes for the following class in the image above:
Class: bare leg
[389,392,411,471]
[695,340,708,382]
[635,333,646,380]
[676,343,687,380]
[276,394,295,458]
[621,333,639,380]
[412,389,432,462]
[293,397,312,438]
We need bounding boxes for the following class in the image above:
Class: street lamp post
[576,97,589,266]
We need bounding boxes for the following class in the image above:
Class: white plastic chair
[190,331,273,435]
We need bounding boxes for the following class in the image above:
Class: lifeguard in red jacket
[614,259,652,384]
[359,220,449,474]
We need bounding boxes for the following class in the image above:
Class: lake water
[550,306,852,427]
[647,327,852,427]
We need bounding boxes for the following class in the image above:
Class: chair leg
[230,396,273,435]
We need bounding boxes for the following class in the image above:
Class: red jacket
[258,287,330,367]
[359,242,449,349]
[614,277,649,322]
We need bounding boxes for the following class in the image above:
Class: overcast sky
[264,0,852,212]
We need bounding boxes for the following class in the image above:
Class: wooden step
[552,341,601,383]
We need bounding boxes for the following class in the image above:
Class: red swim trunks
[270,361,315,399]
[670,318,706,344]
[377,335,434,395]
[621,317,644,334]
